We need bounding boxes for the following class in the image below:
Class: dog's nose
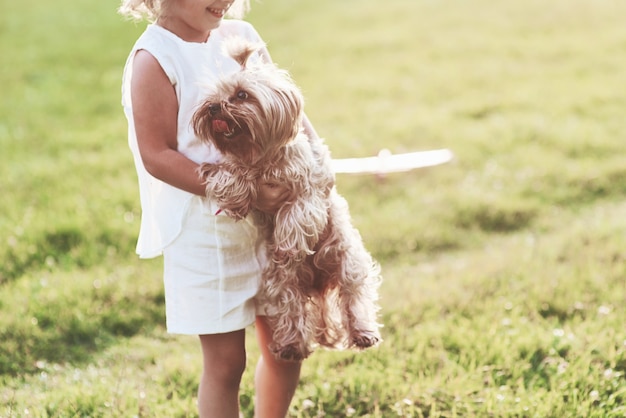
[208,103,222,116]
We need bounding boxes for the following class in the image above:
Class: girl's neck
[156,17,212,43]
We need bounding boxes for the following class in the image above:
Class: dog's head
[193,38,304,165]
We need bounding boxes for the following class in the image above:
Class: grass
[1,0,625,416]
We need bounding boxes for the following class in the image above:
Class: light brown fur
[192,38,382,361]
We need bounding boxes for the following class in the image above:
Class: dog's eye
[236,90,249,100]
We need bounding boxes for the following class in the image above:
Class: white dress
[121,21,267,334]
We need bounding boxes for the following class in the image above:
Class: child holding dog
[119,0,319,416]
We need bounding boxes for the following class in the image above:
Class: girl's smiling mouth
[207,7,227,18]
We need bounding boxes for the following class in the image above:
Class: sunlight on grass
[1,0,625,416]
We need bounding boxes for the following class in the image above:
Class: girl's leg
[198,330,247,418]
[254,316,302,418]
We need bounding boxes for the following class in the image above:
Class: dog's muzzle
[209,103,222,116]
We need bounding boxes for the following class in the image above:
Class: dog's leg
[323,193,382,350]
[262,256,313,362]
[340,252,383,350]
[198,162,256,220]
[273,195,329,262]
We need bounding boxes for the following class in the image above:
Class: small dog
[192,38,382,361]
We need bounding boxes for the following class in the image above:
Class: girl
[119,1,319,416]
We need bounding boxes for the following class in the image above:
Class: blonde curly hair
[118,0,250,22]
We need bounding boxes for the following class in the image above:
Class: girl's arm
[131,50,206,196]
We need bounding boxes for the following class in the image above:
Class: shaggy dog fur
[192,38,382,361]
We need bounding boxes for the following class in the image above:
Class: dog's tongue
[212,119,229,133]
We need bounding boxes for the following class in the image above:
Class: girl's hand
[256,181,290,214]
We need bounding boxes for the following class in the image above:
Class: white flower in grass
[346,406,356,416]
[598,305,611,315]
[302,399,315,410]
[552,328,565,337]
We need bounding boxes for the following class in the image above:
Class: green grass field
[1,0,625,416]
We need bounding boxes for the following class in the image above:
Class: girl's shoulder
[133,24,179,51]
[218,20,262,42]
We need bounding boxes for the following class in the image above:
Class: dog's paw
[271,344,309,362]
[350,330,381,349]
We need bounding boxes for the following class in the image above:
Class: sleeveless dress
[121,21,267,334]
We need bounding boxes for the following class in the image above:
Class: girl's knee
[205,355,246,389]
[255,316,304,371]
[199,331,247,386]
[262,350,302,370]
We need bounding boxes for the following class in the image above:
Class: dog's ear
[224,37,265,70]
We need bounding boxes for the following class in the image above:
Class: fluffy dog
[192,38,382,361]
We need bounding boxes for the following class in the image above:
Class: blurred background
[1,0,625,416]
